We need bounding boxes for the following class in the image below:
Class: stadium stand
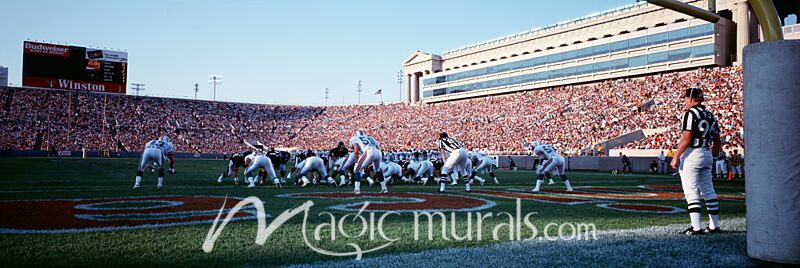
[0,66,742,155]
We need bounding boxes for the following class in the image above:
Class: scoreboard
[22,41,128,94]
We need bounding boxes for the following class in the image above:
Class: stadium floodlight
[208,75,223,101]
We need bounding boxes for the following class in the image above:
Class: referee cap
[684,87,704,99]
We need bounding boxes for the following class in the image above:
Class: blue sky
[1,0,635,105]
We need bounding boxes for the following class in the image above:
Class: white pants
[244,155,277,180]
[475,157,495,173]
[537,155,565,176]
[138,147,163,171]
[679,148,717,204]
[355,148,382,174]
[299,157,328,178]
[414,160,434,178]
[339,152,355,172]
[442,148,469,175]
[381,162,401,178]
[715,160,727,174]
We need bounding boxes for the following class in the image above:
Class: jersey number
[359,137,378,148]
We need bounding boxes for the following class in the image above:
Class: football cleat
[704,227,721,234]
[531,188,540,192]
[379,189,388,194]
[682,227,705,236]
[132,185,140,189]
[493,178,499,184]
[548,180,555,185]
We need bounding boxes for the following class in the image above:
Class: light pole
[324,88,330,106]
[131,83,145,96]
[208,75,223,101]
[397,70,404,103]
[356,80,363,105]
[193,83,199,100]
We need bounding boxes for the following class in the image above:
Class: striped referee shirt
[439,137,463,154]
[681,104,720,149]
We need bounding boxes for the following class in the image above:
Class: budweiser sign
[24,41,70,57]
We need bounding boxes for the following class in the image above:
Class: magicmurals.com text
[202,197,597,260]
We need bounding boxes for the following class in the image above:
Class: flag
[374,88,382,95]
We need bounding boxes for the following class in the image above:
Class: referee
[670,87,722,235]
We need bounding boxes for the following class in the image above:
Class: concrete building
[401,0,789,104]
[0,66,8,87]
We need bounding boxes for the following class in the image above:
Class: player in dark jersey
[263,147,291,184]
[670,87,722,235]
[217,151,253,184]
[328,141,350,184]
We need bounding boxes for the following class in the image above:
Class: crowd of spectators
[0,66,743,155]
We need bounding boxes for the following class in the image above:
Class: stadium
[1,0,799,267]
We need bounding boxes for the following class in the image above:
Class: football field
[0,158,749,267]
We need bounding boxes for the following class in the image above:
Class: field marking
[0,195,266,233]
[284,217,749,268]
[278,192,497,213]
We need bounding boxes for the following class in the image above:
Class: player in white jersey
[242,142,281,188]
[405,152,434,185]
[349,130,385,194]
[437,132,473,193]
[133,137,173,189]
[530,142,573,192]
[159,136,176,175]
[296,150,335,187]
[471,149,499,184]
[380,161,403,184]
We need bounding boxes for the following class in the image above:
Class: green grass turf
[0,157,746,267]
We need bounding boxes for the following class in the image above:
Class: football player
[380,160,403,186]
[296,150,336,187]
[266,147,291,184]
[327,142,350,185]
[350,130,384,194]
[471,149,499,185]
[217,151,252,184]
[531,141,573,192]
[242,142,281,188]
[133,136,174,189]
[405,152,434,185]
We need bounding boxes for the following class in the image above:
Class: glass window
[547,53,563,63]
[611,58,628,70]
[647,51,669,64]
[669,28,691,41]
[577,64,593,75]
[628,36,647,49]
[610,40,628,52]
[594,43,610,54]
[562,66,577,77]
[668,48,691,61]
[691,44,715,57]
[648,32,668,45]
[629,55,648,67]
[690,24,714,37]
[593,61,610,72]
[563,50,578,61]
[577,47,594,58]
